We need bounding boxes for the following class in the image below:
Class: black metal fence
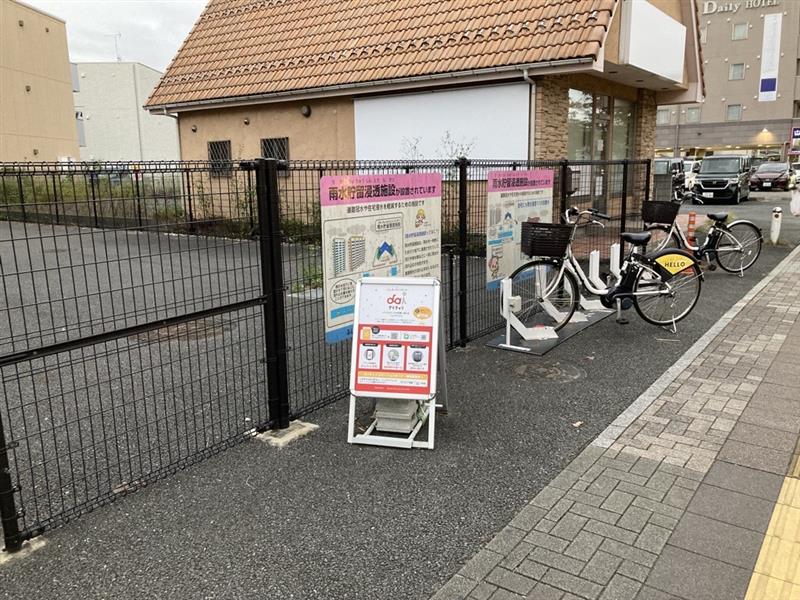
[0,157,649,551]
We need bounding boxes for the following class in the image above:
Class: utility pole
[673,109,685,158]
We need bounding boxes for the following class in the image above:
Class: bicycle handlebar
[564,206,611,224]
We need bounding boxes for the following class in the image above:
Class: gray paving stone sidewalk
[431,247,800,600]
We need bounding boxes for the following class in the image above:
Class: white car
[684,160,701,190]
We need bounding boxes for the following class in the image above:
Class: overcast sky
[25,0,208,72]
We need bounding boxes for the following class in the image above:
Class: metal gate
[0,159,289,551]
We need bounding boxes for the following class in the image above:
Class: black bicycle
[643,191,763,276]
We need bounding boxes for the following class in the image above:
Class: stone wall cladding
[635,89,657,160]
[533,77,569,160]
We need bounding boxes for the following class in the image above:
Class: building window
[726,104,742,121]
[728,63,745,80]
[567,90,635,160]
[611,98,635,160]
[208,140,232,176]
[260,137,289,161]
[656,108,671,126]
[794,101,800,118]
[685,107,701,123]
[261,137,289,176]
[796,59,800,76]
[732,23,748,40]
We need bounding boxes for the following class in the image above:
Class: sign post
[347,277,445,450]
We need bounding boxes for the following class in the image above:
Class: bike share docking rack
[487,245,618,356]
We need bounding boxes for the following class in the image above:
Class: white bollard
[771,207,782,245]
[610,243,621,279]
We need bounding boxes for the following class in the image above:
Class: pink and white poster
[485,169,554,289]
[320,173,441,343]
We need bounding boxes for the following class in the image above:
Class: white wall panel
[621,0,686,83]
[354,83,531,160]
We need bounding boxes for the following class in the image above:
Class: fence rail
[0,156,650,551]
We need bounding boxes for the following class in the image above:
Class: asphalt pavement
[0,193,798,599]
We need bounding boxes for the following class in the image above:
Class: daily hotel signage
[702,0,779,14]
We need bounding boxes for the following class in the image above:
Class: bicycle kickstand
[615,299,629,325]
[662,315,678,335]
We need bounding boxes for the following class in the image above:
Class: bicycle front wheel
[508,260,579,331]
[715,222,762,273]
[633,262,702,326]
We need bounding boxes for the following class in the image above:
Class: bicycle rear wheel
[645,225,682,252]
[715,222,762,273]
[507,260,579,331]
[633,262,702,326]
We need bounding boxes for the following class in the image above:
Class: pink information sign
[319,173,442,343]
[485,169,555,289]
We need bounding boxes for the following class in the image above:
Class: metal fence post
[0,411,22,552]
[89,173,99,228]
[133,170,143,227]
[52,174,60,225]
[619,160,629,269]
[457,156,469,347]
[255,158,291,429]
[559,159,570,213]
[644,159,652,201]
[16,174,27,222]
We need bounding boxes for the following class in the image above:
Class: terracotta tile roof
[146,0,616,109]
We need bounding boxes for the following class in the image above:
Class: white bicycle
[506,207,704,331]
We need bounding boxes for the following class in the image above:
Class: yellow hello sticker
[655,254,694,275]
[413,306,432,320]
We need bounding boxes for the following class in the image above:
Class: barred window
[261,137,289,161]
[208,140,232,176]
[261,137,289,176]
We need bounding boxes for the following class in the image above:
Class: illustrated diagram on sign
[348,236,366,271]
[323,213,404,282]
[374,240,398,267]
[333,238,347,276]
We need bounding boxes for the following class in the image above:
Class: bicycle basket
[520,222,572,258]
[641,200,680,224]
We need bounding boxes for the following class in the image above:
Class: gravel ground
[0,195,798,598]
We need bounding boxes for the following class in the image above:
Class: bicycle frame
[559,211,682,302]
[657,219,748,261]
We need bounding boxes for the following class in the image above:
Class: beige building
[0,0,79,161]
[657,0,800,158]
[146,0,703,165]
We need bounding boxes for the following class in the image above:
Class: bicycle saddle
[621,232,651,246]
[707,212,728,222]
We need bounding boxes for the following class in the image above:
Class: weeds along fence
[0,158,649,551]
